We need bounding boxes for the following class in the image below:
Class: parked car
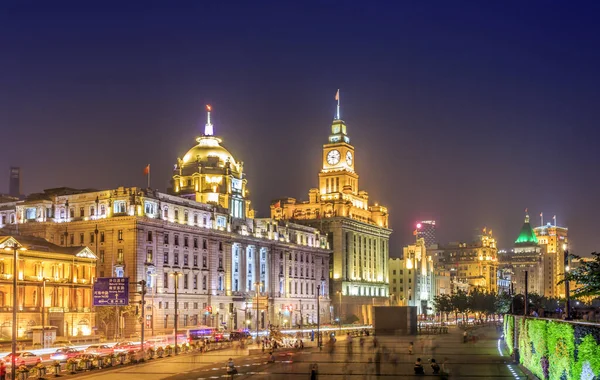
[3,352,42,367]
[112,341,140,353]
[50,348,81,362]
[84,344,113,356]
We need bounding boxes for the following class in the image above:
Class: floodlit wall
[504,315,600,380]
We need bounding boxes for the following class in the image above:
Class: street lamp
[336,291,342,332]
[169,271,183,354]
[316,284,321,349]
[563,243,571,320]
[41,277,49,348]
[5,242,26,379]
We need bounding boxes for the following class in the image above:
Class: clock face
[346,151,353,165]
[327,150,341,165]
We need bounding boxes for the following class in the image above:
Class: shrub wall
[506,316,600,380]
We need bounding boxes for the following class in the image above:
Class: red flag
[413,229,417,236]
[335,89,339,101]
[144,164,150,175]
[274,200,281,208]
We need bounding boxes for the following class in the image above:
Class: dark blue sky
[1,1,599,256]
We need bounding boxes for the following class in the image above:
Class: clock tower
[270,90,392,325]
[319,118,358,195]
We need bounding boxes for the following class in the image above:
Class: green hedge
[504,315,514,355]
[513,317,599,380]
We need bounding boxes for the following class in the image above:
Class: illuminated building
[0,196,18,227]
[270,94,391,324]
[504,212,545,296]
[388,238,435,315]
[429,230,499,293]
[0,235,97,338]
[534,221,568,298]
[0,106,331,337]
[170,105,253,219]
[416,220,436,247]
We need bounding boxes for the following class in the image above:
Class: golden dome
[181,136,237,166]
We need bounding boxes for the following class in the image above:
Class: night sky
[2,1,599,256]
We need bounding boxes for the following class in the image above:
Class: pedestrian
[430,358,440,374]
[310,363,318,380]
[408,341,414,355]
[463,330,468,343]
[374,349,381,376]
[0,361,6,380]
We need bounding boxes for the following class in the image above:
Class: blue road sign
[93,277,129,306]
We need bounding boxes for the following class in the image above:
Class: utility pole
[139,280,146,353]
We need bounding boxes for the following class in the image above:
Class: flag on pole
[144,164,151,188]
[413,229,417,236]
[335,89,339,101]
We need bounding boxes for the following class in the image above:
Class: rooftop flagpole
[205,104,213,136]
[335,89,340,120]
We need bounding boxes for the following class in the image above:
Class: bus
[187,326,223,342]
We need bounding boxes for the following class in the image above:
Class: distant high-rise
[9,167,21,198]
[416,220,436,247]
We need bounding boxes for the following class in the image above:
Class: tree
[451,290,469,323]
[560,252,600,298]
[432,294,453,322]
[494,292,511,315]
[94,305,135,339]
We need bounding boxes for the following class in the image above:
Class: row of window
[288,281,317,296]
[57,230,119,246]
[162,272,223,291]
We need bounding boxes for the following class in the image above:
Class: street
[66,325,528,379]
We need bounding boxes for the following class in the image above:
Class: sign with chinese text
[93,277,129,306]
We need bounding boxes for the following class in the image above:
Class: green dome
[515,214,539,245]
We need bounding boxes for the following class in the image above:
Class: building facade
[388,238,435,315]
[502,212,545,296]
[429,231,499,294]
[416,220,436,247]
[534,222,568,298]
[0,235,97,339]
[0,107,331,338]
[270,107,391,324]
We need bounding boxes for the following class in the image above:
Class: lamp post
[316,284,321,349]
[254,282,262,342]
[563,244,571,320]
[336,290,342,332]
[41,277,49,348]
[138,280,146,353]
[6,242,26,380]
[149,273,157,337]
[170,271,182,354]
